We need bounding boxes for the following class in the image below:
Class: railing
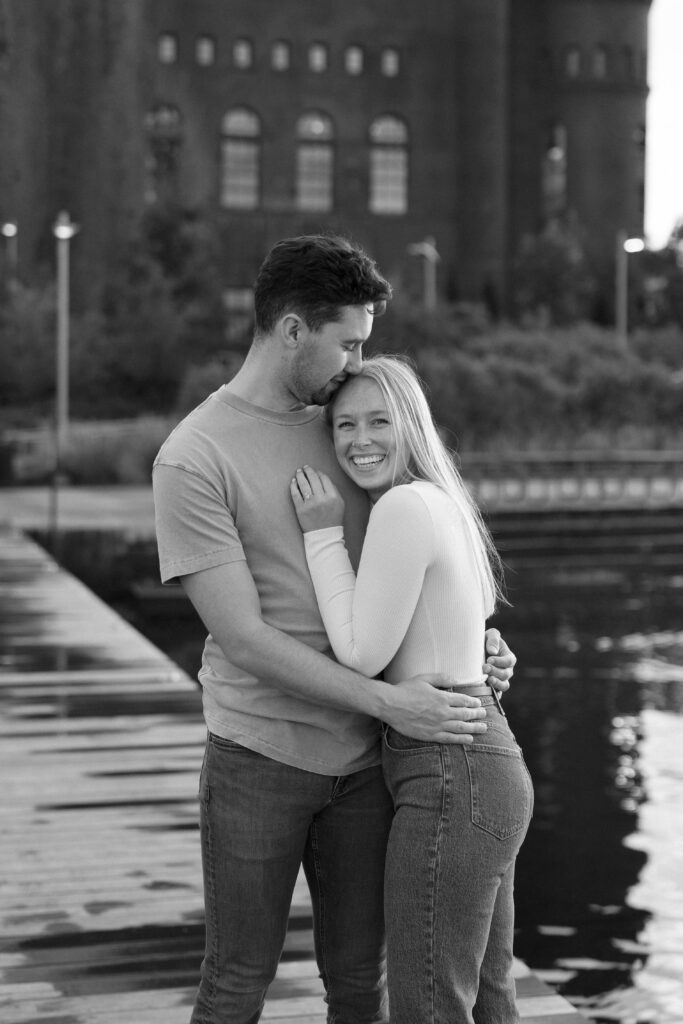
[460,452,683,510]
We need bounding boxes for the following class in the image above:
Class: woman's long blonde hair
[330,354,506,615]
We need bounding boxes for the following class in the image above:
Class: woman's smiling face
[331,376,409,501]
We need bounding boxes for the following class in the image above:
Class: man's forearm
[181,564,487,742]
[219,613,394,718]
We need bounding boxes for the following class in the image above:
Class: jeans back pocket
[464,739,533,840]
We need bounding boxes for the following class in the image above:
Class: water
[42,528,683,1024]
[494,563,683,1024]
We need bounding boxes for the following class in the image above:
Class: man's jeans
[190,733,393,1024]
[382,703,534,1024]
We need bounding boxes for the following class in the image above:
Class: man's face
[289,304,374,406]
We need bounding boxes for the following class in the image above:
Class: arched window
[220,108,260,209]
[195,35,215,67]
[144,104,182,204]
[369,116,408,215]
[271,40,290,71]
[157,33,178,64]
[592,45,608,79]
[308,43,328,73]
[564,45,581,78]
[542,123,567,220]
[296,112,334,211]
[233,38,253,69]
[345,45,364,75]
[381,47,400,77]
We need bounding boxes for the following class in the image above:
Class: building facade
[0,0,651,312]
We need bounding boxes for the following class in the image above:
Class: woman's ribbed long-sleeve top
[302,480,488,685]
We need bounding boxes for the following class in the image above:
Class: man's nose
[346,347,363,374]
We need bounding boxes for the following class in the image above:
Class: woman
[290,354,533,1024]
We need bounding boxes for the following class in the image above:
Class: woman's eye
[373,417,389,426]
[335,420,353,429]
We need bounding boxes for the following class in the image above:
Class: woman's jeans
[382,701,534,1024]
[190,732,393,1024]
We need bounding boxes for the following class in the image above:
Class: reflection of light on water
[619,709,683,1023]
[609,716,645,814]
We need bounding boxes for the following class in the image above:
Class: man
[153,235,516,1024]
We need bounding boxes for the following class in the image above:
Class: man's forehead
[329,304,374,337]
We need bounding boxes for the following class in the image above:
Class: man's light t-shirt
[153,387,378,776]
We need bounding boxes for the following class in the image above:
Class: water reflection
[39,531,683,1023]
[495,565,683,1023]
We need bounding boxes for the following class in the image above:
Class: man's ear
[281,314,303,349]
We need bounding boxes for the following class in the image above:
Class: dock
[0,524,588,1023]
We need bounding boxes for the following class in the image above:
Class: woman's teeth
[351,454,385,467]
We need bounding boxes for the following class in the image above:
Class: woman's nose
[353,432,372,448]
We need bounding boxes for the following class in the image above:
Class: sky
[645,0,683,247]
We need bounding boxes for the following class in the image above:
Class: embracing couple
[153,234,533,1024]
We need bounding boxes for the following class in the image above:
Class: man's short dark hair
[253,234,392,337]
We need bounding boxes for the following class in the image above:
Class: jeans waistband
[447,684,506,716]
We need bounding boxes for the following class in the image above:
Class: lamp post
[407,236,440,311]
[50,211,78,555]
[615,230,645,350]
[1,221,18,279]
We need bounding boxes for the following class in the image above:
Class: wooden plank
[0,527,587,1023]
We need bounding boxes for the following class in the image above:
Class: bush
[59,417,176,484]
[175,354,245,414]
[376,317,683,452]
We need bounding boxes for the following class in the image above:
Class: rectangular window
[369,149,407,214]
[296,145,333,211]
[221,140,259,209]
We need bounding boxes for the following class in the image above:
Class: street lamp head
[1,221,17,238]
[623,237,645,254]
[53,210,78,241]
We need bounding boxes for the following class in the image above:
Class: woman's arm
[292,471,434,677]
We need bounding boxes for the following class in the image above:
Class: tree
[511,220,597,326]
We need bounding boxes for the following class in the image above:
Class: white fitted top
[303,480,488,685]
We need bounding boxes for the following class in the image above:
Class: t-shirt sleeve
[153,461,246,584]
[302,486,434,677]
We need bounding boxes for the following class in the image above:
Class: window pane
[593,46,608,79]
[345,46,363,75]
[145,104,182,132]
[297,112,334,141]
[196,36,215,66]
[158,33,177,64]
[370,116,407,145]
[234,39,253,69]
[565,46,581,77]
[542,125,567,219]
[221,140,259,208]
[381,48,399,77]
[308,43,328,72]
[271,40,290,71]
[297,144,333,211]
[222,108,260,136]
[370,148,407,214]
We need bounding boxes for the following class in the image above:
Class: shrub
[60,417,176,484]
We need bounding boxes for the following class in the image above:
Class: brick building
[0,0,650,313]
